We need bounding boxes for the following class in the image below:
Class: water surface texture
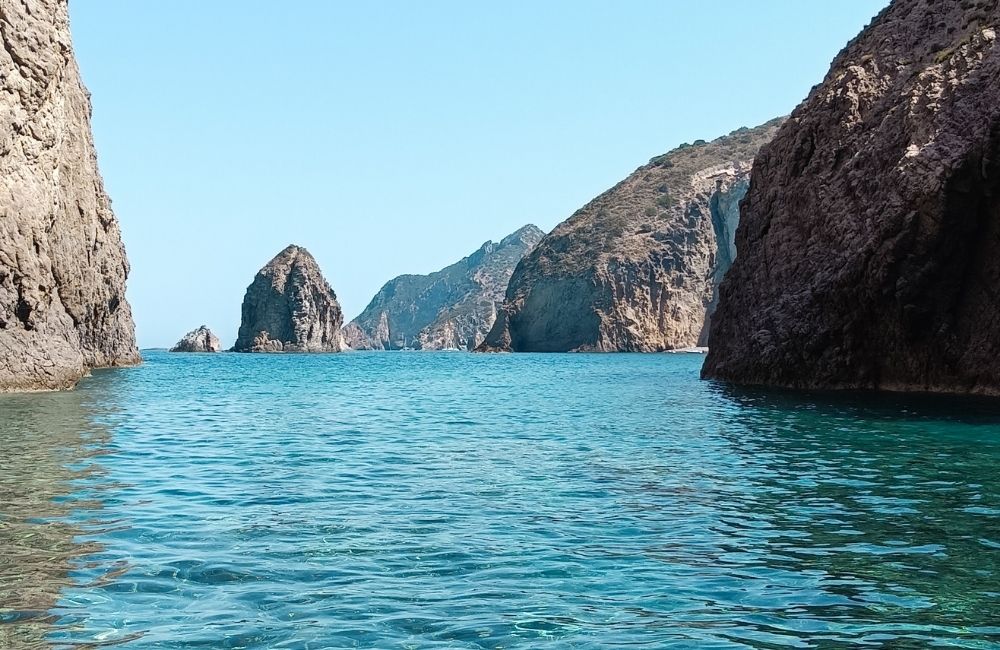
[1,351,999,648]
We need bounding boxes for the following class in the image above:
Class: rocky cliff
[703,0,1000,396]
[343,225,544,350]
[170,326,221,353]
[478,120,782,352]
[232,245,344,353]
[0,0,139,391]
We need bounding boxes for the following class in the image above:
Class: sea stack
[703,0,1000,396]
[0,0,139,391]
[232,245,344,353]
[343,225,544,350]
[170,326,221,353]
[478,120,782,352]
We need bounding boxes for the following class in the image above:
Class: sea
[1,350,998,648]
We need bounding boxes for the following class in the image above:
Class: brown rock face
[0,0,139,391]
[478,120,782,352]
[704,1,1000,395]
[232,245,344,353]
[170,326,221,353]
[344,225,543,351]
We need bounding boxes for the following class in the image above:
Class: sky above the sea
[70,1,888,349]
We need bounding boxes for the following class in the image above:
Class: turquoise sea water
[1,351,999,649]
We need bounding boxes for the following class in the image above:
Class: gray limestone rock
[170,326,221,353]
[232,245,344,353]
[0,0,139,391]
[478,121,781,352]
[344,225,544,350]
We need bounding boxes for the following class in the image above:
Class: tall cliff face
[478,120,782,352]
[343,225,544,350]
[704,0,1000,396]
[232,245,344,353]
[0,0,139,391]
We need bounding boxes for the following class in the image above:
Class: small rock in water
[170,326,221,353]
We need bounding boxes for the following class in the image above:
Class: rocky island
[232,245,344,353]
[479,120,782,352]
[343,225,543,350]
[703,0,1000,396]
[0,0,139,391]
[170,326,221,353]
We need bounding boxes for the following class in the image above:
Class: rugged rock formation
[170,326,221,353]
[703,0,1000,396]
[478,120,782,352]
[232,245,343,353]
[343,225,544,350]
[0,0,139,391]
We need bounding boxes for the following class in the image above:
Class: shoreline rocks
[703,0,1000,396]
[232,245,344,353]
[0,0,139,392]
[344,225,543,351]
[170,326,221,353]
[478,120,782,352]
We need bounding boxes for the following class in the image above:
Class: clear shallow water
[1,351,999,649]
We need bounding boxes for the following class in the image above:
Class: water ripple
[1,352,998,648]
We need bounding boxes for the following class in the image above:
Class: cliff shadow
[705,380,1000,427]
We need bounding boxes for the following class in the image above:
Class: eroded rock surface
[0,0,139,391]
[170,326,221,353]
[232,245,343,353]
[703,0,1000,396]
[478,121,781,352]
[344,225,543,350]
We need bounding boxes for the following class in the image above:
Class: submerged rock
[478,120,782,352]
[704,1,1000,396]
[232,245,344,353]
[0,0,139,391]
[344,225,543,350]
[170,326,221,353]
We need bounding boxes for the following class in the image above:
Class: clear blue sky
[69,1,888,349]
